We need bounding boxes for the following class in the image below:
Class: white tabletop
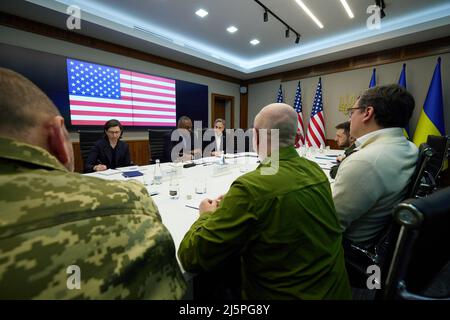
[85,148,343,268]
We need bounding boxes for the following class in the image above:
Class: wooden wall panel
[240,91,248,130]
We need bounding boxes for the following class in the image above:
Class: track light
[375,0,386,19]
[253,0,301,45]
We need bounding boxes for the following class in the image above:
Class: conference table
[85,147,343,270]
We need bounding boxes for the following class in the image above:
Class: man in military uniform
[0,68,186,299]
[179,103,351,299]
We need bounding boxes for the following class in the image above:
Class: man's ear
[47,116,71,168]
[362,106,375,123]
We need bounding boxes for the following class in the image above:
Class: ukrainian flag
[398,63,410,139]
[413,57,446,147]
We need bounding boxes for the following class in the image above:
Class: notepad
[122,171,144,178]
[96,169,120,176]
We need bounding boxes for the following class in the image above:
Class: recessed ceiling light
[250,39,260,46]
[195,9,208,18]
[227,26,238,33]
[295,0,324,29]
[339,0,354,19]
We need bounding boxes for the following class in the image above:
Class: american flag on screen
[293,81,305,148]
[66,58,176,126]
[306,78,326,148]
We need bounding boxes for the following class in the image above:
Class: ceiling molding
[245,35,450,85]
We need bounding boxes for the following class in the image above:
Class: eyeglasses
[346,107,366,117]
[106,130,121,135]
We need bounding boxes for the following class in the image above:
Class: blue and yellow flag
[413,57,445,147]
[398,63,410,138]
[369,68,376,88]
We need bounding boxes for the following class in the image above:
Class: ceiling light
[339,0,354,19]
[195,9,208,18]
[263,9,268,22]
[250,39,260,46]
[227,26,238,33]
[285,28,290,38]
[295,0,324,29]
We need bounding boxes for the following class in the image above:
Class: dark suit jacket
[329,143,357,179]
[84,138,131,172]
[163,130,198,162]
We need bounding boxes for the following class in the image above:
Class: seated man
[332,84,418,248]
[203,118,230,156]
[84,119,132,172]
[178,103,351,299]
[330,121,356,179]
[0,68,186,299]
[164,116,202,162]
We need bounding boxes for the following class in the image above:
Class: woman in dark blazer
[85,119,132,172]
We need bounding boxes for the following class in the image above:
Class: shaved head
[254,103,297,148]
[0,68,60,137]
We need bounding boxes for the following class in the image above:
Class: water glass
[169,176,180,199]
[195,177,207,194]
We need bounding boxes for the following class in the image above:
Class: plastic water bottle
[154,159,162,185]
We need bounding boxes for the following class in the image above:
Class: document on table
[96,169,121,176]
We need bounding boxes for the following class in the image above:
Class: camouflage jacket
[0,137,186,299]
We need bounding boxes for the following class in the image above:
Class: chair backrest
[426,135,450,181]
[407,143,435,198]
[148,129,172,163]
[384,186,450,300]
[78,130,104,167]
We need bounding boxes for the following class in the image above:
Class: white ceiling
[1,0,450,80]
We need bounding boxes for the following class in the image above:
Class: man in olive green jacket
[179,103,351,299]
[0,68,186,299]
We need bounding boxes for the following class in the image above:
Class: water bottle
[154,159,162,185]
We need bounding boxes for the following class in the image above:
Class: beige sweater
[332,127,418,244]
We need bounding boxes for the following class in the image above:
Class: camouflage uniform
[0,137,186,299]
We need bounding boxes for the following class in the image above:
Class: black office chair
[407,143,436,198]
[345,143,436,290]
[383,186,450,300]
[426,135,450,184]
[148,129,172,163]
[78,130,104,171]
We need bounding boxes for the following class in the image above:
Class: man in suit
[203,118,229,157]
[164,116,202,162]
[84,119,132,172]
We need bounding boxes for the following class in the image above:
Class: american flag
[67,58,176,126]
[276,84,284,103]
[306,78,326,148]
[293,81,305,147]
